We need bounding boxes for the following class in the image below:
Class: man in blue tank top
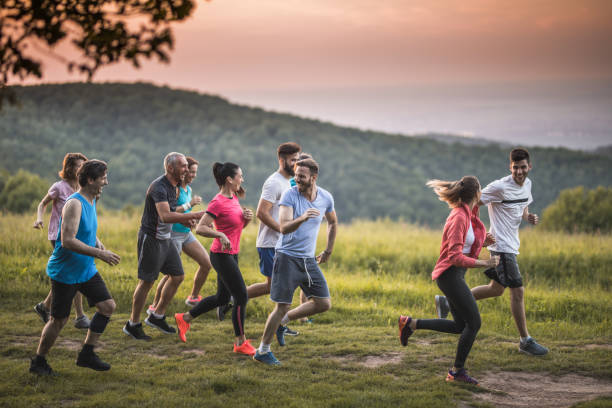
[30,160,121,376]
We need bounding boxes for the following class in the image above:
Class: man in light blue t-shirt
[253,158,338,366]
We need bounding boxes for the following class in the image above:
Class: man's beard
[297,181,310,192]
[283,161,295,177]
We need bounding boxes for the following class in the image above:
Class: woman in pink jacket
[398,176,498,385]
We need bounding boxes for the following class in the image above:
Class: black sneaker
[216,303,232,321]
[276,324,290,346]
[284,326,299,336]
[76,350,111,371]
[34,302,49,324]
[145,315,176,334]
[30,356,53,376]
[122,321,152,340]
[435,295,450,319]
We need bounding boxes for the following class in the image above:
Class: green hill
[1,82,610,225]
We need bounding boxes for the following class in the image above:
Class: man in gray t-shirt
[246,143,301,299]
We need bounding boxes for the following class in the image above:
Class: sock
[280,313,290,325]
[258,343,271,354]
[520,336,531,344]
[128,320,139,327]
[152,312,164,319]
[81,344,94,354]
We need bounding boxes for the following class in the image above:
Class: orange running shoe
[398,315,414,346]
[233,339,256,356]
[174,313,190,343]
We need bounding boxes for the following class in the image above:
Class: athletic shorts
[484,251,523,288]
[257,247,275,278]
[171,230,197,253]
[137,230,184,282]
[50,273,112,319]
[270,252,330,304]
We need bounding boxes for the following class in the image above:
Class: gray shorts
[484,251,523,288]
[270,252,330,304]
[170,230,197,253]
[137,230,184,282]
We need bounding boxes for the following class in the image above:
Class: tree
[541,186,612,234]
[0,169,48,213]
[0,0,201,108]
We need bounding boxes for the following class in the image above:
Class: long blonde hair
[426,176,480,208]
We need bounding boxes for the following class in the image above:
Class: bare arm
[155,201,203,224]
[316,211,338,264]
[256,199,280,233]
[195,212,231,251]
[33,194,54,229]
[279,205,320,234]
[522,206,539,225]
[61,200,120,265]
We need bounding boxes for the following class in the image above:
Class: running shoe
[174,313,190,343]
[145,315,176,334]
[122,321,152,341]
[34,302,49,324]
[398,315,414,346]
[253,350,281,366]
[234,339,256,356]
[185,295,203,307]
[519,337,549,356]
[146,304,155,316]
[446,368,479,385]
[276,325,291,346]
[76,349,111,371]
[284,326,299,336]
[74,314,90,329]
[29,356,53,376]
[216,302,232,321]
[435,295,450,319]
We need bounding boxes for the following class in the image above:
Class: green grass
[1,213,611,407]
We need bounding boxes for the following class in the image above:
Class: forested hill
[1,82,611,225]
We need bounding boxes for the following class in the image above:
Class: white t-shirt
[256,171,291,248]
[462,222,475,254]
[480,174,533,254]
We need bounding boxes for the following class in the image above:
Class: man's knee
[49,316,69,329]
[314,298,331,313]
[170,274,184,285]
[274,303,291,316]
[96,299,116,316]
[509,286,524,302]
[490,281,506,297]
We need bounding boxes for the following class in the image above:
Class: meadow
[0,212,611,407]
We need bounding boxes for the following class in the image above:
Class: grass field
[1,212,611,407]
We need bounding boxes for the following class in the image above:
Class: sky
[14,0,612,147]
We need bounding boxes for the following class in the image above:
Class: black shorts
[484,251,523,288]
[137,230,184,282]
[51,273,112,319]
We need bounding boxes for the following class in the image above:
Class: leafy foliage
[0,169,47,213]
[1,82,611,225]
[541,186,612,233]
[0,0,197,107]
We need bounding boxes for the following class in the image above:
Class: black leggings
[416,266,481,369]
[189,252,248,337]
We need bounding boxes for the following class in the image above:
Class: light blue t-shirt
[276,186,335,258]
[172,185,192,234]
[47,193,98,284]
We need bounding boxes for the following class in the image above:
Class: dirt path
[473,371,612,408]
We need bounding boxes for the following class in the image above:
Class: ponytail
[426,176,480,208]
[212,162,240,188]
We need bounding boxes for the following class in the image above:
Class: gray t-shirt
[480,174,533,254]
[256,171,291,248]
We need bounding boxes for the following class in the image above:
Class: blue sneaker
[519,337,548,356]
[276,325,289,346]
[284,326,299,336]
[253,350,281,366]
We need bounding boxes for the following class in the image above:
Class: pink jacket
[431,203,486,280]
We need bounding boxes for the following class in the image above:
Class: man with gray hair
[123,153,204,340]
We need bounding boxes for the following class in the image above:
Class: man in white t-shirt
[436,148,548,356]
[246,143,301,307]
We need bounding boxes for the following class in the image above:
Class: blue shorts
[257,247,275,278]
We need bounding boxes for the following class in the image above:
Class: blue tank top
[172,185,192,234]
[46,193,98,284]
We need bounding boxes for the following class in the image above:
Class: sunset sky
[16,0,612,147]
